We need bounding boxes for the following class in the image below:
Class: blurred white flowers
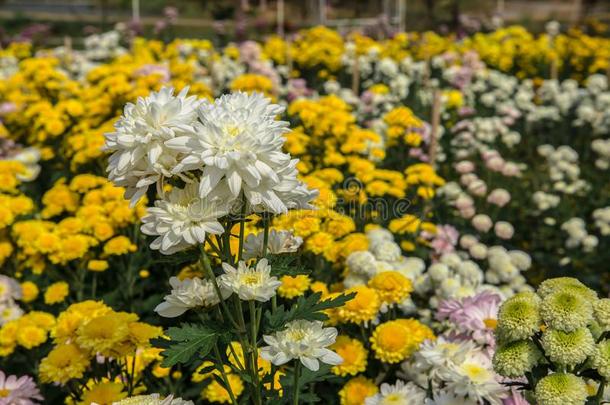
[243,229,303,260]
[260,319,342,371]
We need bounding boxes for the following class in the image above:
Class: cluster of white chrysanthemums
[592,138,610,170]
[532,190,561,212]
[593,207,610,236]
[537,145,589,195]
[416,253,486,308]
[83,30,126,61]
[403,336,508,405]
[105,88,317,255]
[483,246,532,295]
[0,275,23,325]
[561,217,599,252]
[345,228,426,287]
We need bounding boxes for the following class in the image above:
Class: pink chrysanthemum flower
[437,291,502,346]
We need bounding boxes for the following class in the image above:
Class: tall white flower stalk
[105,88,346,405]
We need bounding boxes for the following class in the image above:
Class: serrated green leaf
[267,254,311,277]
[264,292,356,331]
[160,324,219,367]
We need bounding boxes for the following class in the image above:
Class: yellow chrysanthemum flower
[278,275,311,299]
[39,343,89,384]
[44,281,69,304]
[370,319,435,363]
[338,376,379,405]
[336,286,381,324]
[331,336,368,376]
[368,271,413,305]
[80,381,127,405]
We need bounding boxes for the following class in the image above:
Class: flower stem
[249,300,262,405]
[212,343,238,405]
[198,245,240,330]
[292,361,301,405]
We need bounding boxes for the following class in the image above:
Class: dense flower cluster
[0,22,608,405]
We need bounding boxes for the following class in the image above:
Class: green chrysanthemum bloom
[593,298,610,331]
[534,373,588,405]
[496,292,541,342]
[540,328,594,366]
[592,339,610,379]
[537,277,597,302]
[540,289,593,332]
[493,340,542,377]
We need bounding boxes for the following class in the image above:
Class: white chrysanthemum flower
[166,92,315,214]
[105,87,201,205]
[364,380,426,405]
[0,301,24,325]
[410,337,480,383]
[445,352,507,405]
[219,258,280,302]
[0,275,22,302]
[140,181,232,255]
[113,393,193,405]
[154,277,231,318]
[243,229,303,260]
[260,319,342,371]
[346,251,378,278]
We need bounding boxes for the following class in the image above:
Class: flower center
[381,393,404,404]
[240,273,261,286]
[0,389,10,397]
[224,125,242,137]
[287,329,306,341]
[483,318,497,330]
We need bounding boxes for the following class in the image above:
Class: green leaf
[267,254,311,277]
[264,292,356,331]
[160,324,219,367]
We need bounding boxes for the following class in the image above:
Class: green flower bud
[496,292,541,342]
[493,340,542,378]
[540,328,594,366]
[592,339,610,380]
[534,373,588,405]
[540,289,593,332]
[537,277,597,302]
[593,298,610,331]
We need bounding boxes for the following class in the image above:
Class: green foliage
[264,292,356,331]
[159,324,220,367]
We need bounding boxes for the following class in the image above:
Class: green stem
[199,245,240,330]
[212,344,239,405]
[292,361,301,405]
[249,300,262,405]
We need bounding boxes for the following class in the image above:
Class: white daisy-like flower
[105,86,200,205]
[242,229,303,260]
[166,92,315,214]
[445,352,507,405]
[113,393,193,405]
[219,258,281,302]
[154,277,231,318]
[260,319,342,371]
[364,380,426,405]
[140,181,232,255]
